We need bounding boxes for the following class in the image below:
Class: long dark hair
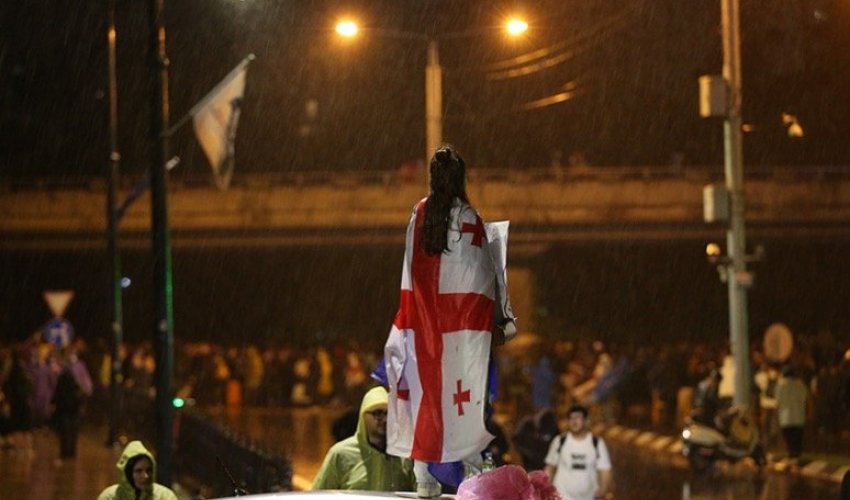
[423,146,469,255]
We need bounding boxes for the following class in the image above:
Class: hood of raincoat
[311,385,415,491]
[115,440,157,494]
[356,386,388,450]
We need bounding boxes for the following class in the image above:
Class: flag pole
[148,0,175,485]
[162,53,255,138]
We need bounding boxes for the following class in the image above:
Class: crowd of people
[2,330,848,446]
[504,331,850,462]
[0,336,92,465]
[0,334,382,459]
[3,330,848,463]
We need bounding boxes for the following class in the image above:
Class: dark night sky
[1,1,850,347]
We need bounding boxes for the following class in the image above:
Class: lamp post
[335,18,527,181]
[425,39,442,168]
[721,0,751,409]
[106,0,124,448]
[701,0,750,410]
[147,0,175,484]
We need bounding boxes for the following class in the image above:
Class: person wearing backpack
[544,404,612,500]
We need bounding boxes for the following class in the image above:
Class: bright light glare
[506,18,528,36]
[336,21,358,37]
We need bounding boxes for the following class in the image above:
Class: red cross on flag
[384,198,500,463]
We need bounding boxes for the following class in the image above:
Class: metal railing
[176,410,292,497]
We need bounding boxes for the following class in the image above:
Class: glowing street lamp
[335,20,358,38]
[336,17,528,174]
[506,18,529,36]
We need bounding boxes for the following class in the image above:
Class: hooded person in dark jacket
[97,440,177,500]
[51,351,92,463]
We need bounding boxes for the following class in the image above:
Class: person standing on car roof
[382,146,517,498]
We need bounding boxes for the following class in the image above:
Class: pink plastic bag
[456,465,561,500]
[528,470,561,500]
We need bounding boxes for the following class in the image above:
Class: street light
[506,18,529,36]
[334,17,528,179]
[700,0,751,410]
[719,0,752,411]
[335,20,358,38]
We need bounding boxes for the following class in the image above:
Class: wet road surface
[206,406,842,499]
[0,425,119,500]
[607,439,839,499]
[0,407,840,499]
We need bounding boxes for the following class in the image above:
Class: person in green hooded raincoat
[97,440,178,500]
[312,385,415,491]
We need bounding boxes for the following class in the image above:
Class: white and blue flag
[190,54,254,190]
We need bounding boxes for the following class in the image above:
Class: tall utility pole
[424,38,442,183]
[148,0,175,485]
[721,0,751,409]
[106,0,124,447]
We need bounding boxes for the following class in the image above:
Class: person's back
[383,146,516,498]
[512,409,558,471]
[532,356,555,411]
[775,374,807,427]
[692,371,721,426]
[775,368,808,459]
[53,367,83,415]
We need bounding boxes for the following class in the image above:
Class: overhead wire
[482,9,632,81]
[444,5,635,115]
[520,80,582,110]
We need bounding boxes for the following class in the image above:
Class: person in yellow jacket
[97,440,177,500]
[313,385,415,491]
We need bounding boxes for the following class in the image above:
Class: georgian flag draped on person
[384,197,514,464]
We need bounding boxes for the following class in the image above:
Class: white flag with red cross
[384,198,499,463]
